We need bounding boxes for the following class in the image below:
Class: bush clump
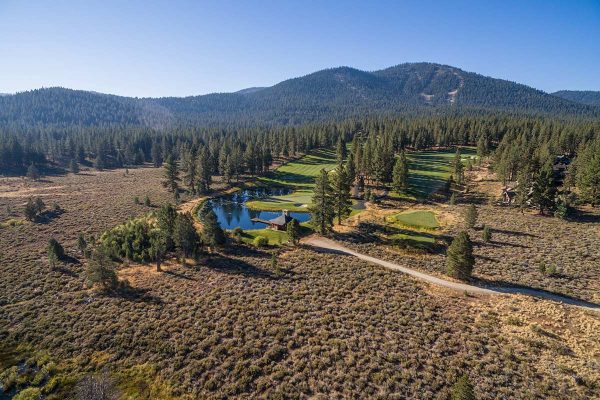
[253,236,268,248]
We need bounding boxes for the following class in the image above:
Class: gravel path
[305,236,600,312]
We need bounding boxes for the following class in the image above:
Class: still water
[207,187,311,230]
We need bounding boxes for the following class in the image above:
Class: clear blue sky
[1,0,599,97]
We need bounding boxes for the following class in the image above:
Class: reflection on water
[208,187,311,230]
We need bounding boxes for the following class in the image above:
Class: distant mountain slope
[552,90,600,106]
[1,63,598,128]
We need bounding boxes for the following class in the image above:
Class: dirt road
[305,236,600,312]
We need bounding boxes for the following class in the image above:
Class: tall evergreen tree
[575,139,600,206]
[27,162,39,181]
[157,204,177,251]
[345,151,356,187]
[286,218,301,245]
[174,213,200,257]
[70,158,79,174]
[309,169,335,234]
[530,161,556,215]
[392,150,409,194]
[515,168,531,213]
[446,232,475,280]
[162,155,180,198]
[464,204,478,228]
[151,140,162,168]
[453,148,465,186]
[86,247,119,291]
[332,164,352,224]
[202,209,226,249]
[336,136,347,164]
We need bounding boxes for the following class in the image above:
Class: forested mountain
[552,90,600,106]
[1,63,598,129]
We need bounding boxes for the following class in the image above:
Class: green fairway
[251,148,338,212]
[259,149,338,188]
[246,189,313,212]
[390,232,436,244]
[241,229,288,246]
[391,148,477,199]
[391,210,439,229]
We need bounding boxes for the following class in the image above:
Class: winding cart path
[305,236,600,312]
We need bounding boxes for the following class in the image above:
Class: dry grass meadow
[1,165,599,399]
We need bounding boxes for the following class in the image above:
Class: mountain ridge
[1,62,598,128]
[551,90,600,106]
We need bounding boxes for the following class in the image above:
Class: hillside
[552,90,600,106]
[1,63,598,128]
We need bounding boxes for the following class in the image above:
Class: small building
[251,210,296,231]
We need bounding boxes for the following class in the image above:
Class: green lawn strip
[390,147,477,199]
[388,231,437,251]
[258,149,338,188]
[389,232,436,244]
[241,229,288,246]
[238,222,313,246]
[390,210,439,229]
[245,189,313,212]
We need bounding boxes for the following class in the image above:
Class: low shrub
[253,236,268,247]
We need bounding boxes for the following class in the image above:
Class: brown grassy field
[337,165,600,305]
[1,166,599,399]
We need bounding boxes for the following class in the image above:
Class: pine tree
[162,155,180,198]
[482,225,492,242]
[464,204,478,228]
[309,169,335,234]
[34,196,44,210]
[477,134,488,158]
[392,151,409,194]
[77,234,87,255]
[47,238,64,269]
[27,162,39,181]
[451,374,475,400]
[331,164,352,224]
[70,158,79,174]
[202,209,226,249]
[530,161,556,215]
[150,233,167,272]
[174,213,200,257]
[345,151,356,187]
[336,136,347,164]
[151,140,162,168]
[24,198,38,221]
[453,148,465,186]
[181,147,197,194]
[86,247,118,291]
[446,232,475,280]
[157,204,177,251]
[196,148,212,194]
[575,139,600,206]
[286,219,300,245]
[515,168,531,213]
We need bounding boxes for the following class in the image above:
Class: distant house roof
[268,212,294,226]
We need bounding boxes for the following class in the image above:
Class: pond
[207,187,311,230]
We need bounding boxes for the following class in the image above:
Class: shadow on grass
[571,209,600,224]
[164,269,196,281]
[110,286,163,305]
[204,255,274,279]
[490,227,539,238]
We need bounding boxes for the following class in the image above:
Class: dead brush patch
[3,242,599,398]
[1,167,599,398]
